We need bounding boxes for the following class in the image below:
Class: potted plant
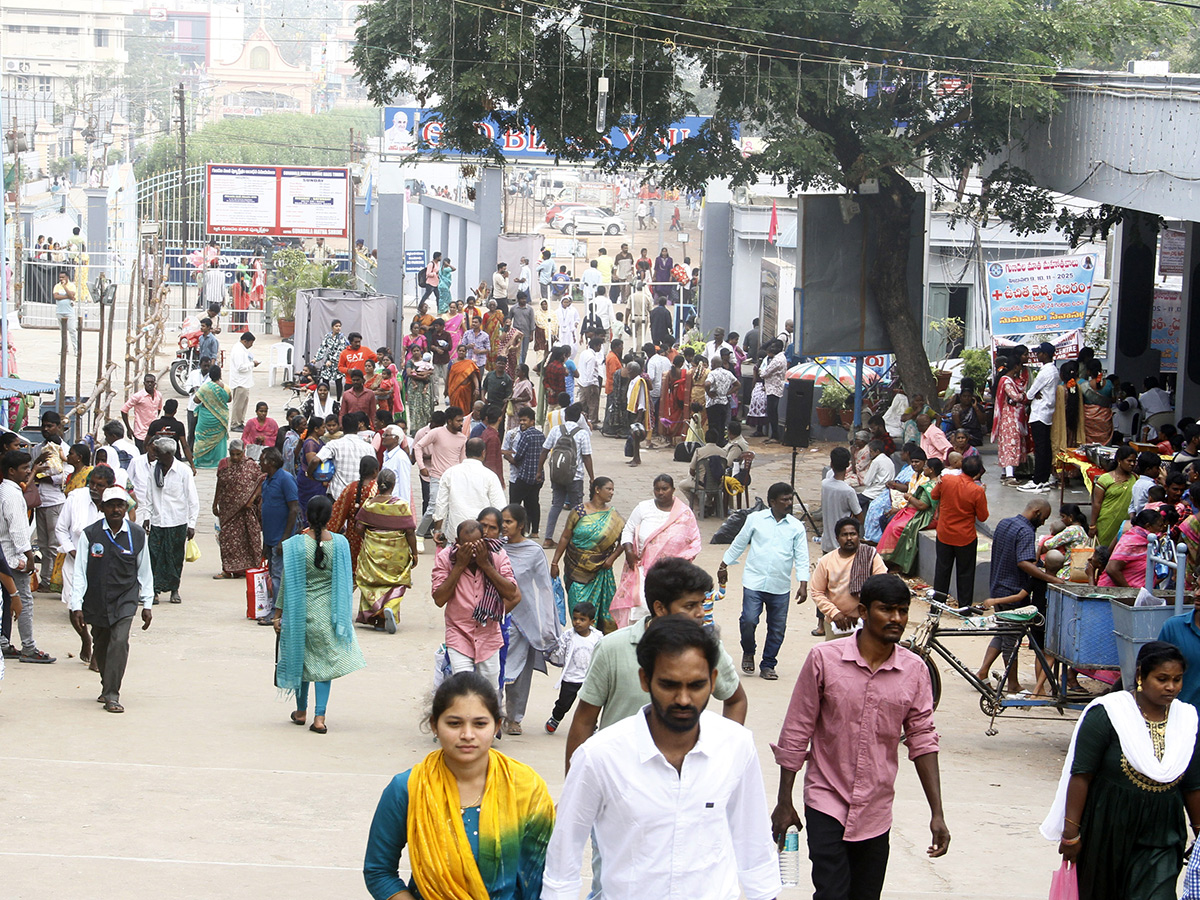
[816,381,849,428]
[266,247,311,339]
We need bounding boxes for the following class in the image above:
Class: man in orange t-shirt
[337,332,378,386]
[930,454,989,605]
[604,339,624,395]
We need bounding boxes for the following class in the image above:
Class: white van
[534,172,581,205]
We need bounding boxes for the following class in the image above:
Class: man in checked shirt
[771,573,950,900]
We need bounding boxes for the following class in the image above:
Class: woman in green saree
[550,477,626,633]
[193,364,231,469]
[879,458,944,574]
[354,469,417,634]
[1090,445,1137,549]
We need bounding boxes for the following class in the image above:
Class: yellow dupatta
[406,748,555,900]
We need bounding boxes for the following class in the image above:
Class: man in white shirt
[380,424,414,508]
[858,440,897,505]
[1020,341,1060,493]
[432,437,507,542]
[591,287,613,341]
[102,420,140,470]
[0,448,54,663]
[514,256,533,301]
[644,343,674,436]
[143,437,199,605]
[317,414,378,498]
[704,327,735,362]
[580,259,603,299]
[542,615,781,900]
[575,337,605,429]
[229,331,260,430]
[1140,375,1173,439]
[492,262,510,312]
[126,447,154,526]
[705,356,739,442]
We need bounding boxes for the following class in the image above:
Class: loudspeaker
[784,379,813,448]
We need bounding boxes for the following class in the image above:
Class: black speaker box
[784,379,813,447]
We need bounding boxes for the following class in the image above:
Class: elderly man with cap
[143,436,199,604]
[69,486,154,713]
[379,423,414,507]
[1019,341,1061,493]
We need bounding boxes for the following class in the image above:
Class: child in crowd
[545,601,602,734]
[706,566,727,630]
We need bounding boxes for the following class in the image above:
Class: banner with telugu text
[986,254,1097,337]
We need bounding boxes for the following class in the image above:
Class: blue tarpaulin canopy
[0,377,58,400]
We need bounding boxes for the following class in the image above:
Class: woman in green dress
[1044,641,1200,900]
[1090,445,1137,549]
[272,495,366,734]
[550,477,626,633]
[193,364,231,469]
[879,458,944,574]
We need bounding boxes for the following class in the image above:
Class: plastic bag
[1048,862,1077,900]
[711,498,765,544]
[184,538,201,563]
[552,576,567,625]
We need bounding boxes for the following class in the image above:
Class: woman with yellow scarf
[363,672,555,900]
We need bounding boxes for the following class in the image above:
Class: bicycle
[905,589,1087,736]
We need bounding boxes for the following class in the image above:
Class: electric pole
[176,82,188,312]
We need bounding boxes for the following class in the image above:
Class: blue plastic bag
[552,576,567,625]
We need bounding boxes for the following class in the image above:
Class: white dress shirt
[704,340,734,361]
[433,457,507,537]
[576,347,603,389]
[55,488,105,601]
[581,267,603,297]
[381,441,414,507]
[230,343,255,390]
[542,708,782,900]
[860,453,897,500]
[592,293,613,330]
[0,479,31,567]
[646,353,674,397]
[186,367,206,413]
[126,453,153,525]
[1026,360,1060,426]
[143,462,199,529]
[69,520,155,612]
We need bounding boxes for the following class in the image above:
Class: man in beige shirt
[810,516,887,640]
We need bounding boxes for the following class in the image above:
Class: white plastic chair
[267,342,294,387]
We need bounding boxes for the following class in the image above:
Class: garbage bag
[711,498,765,544]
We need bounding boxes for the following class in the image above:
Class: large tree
[351,0,1178,401]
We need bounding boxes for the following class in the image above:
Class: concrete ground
[2,318,1088,899]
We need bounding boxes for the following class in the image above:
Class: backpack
[547,424,581,487]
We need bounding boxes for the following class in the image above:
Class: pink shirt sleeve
[771,649,823,772]
[902,659,940,759]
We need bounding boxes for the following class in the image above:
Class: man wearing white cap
[380,424,414,507]
[69,486,154,713]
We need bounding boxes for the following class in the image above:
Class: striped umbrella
[787,360,881,387]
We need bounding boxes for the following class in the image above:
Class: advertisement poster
[206,165,348,238]
[278,168,349,237]
[1152,287,1182,372]
[994,329,1082,362]
[1160,229,1186,276]
[206,166,279,235]
[986,254,1097,337]
[382,106,710,161]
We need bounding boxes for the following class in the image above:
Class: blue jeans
[263,542,283,598]
[545,478,584,541]
[739,588,790,670]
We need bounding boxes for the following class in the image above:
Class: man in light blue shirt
[536,249,556,300]
[719,481,809,681]
[1158,594,1200,708]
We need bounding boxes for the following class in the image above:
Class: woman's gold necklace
[460,788,484,809]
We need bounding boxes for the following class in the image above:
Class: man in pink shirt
[770,574,949,900]
[916,413,952,463]
[431,518,520,682]
[121,374,164,451]
[414,406,468,521]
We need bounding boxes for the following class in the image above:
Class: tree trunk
[861,182,938,409]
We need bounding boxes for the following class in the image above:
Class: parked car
[544,201,592,224]
[553,207,626,235]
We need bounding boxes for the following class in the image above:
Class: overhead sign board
[986,253,1097,337]
[206,165,349,238]
[382,107,710,162]
[404,249,428,273]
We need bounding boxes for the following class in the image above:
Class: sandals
[309,721,328,734]
[290,711,306,726]
[104,701,124,713]
[212,572,235,580]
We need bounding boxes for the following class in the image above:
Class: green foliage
[960,349,993,389]
[817,381,850,411]
[266,248,328,321]
[135,109,378,180]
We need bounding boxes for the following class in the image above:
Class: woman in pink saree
[610,474,702,627]
[991,352,1030,482]
[444,301,467,355]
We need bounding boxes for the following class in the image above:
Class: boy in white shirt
[544,600,602,733]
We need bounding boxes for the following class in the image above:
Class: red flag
[767,200,778,245]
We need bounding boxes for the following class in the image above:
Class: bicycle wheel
[924,654,942,710]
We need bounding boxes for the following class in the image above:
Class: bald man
[976,498,1064,694]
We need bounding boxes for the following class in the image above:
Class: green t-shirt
[577,616,740,729]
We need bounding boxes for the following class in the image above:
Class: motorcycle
[170,321,203,396]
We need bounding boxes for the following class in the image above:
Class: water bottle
[779,825,800,888]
